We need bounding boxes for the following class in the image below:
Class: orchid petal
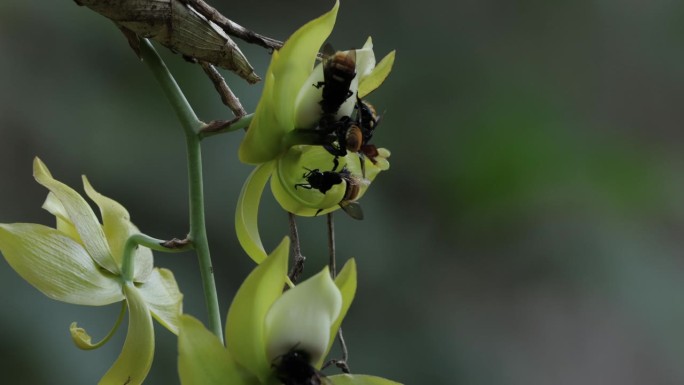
[42,192,81,243]
[358,50,396,98]
[328,374,403,385]
[264,267,342,365]
[318,258,357,368]
[0,223,123,305]
[355,37,377,80]
[99,284,154,385]
[138,268,183,335]
[178,315,255,385]
[225,238,289,382]
[294,64,325,129]
[235,161,275,264]
[70,322,98,350]
[83,176,153,282]
[239,70,279,164]
[337,72,361,120]
[271,0,339,130]
[32,158,118,274]
[239,1,339,164]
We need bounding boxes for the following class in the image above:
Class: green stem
[122,233,193,281]
[73,301,127,350]
[124,233,193,258]
[138,39,224,343]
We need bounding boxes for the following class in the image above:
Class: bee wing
[346,48,357,63]
[340,202,364,220]
[322,43,337,59]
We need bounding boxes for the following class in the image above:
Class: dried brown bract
[75,0,261,83]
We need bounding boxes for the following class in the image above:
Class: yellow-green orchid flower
[0,158,183,385]
[178,238,402,385]
[235,1,395,264]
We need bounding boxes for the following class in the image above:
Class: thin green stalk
[138,38,224,342]
[126,233,193,254]
[121,232,195,282]
[75,301,127,350]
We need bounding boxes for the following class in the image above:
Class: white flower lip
[263,268,342,364]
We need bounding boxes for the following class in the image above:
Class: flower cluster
[178,3,400,384]
[0,1,399,384]
[236,0,395,264]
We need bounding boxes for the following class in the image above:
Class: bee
[315,44,358,117]
[348,98,381,163]
[356,99,380,149]
[294,166,365,220]
[310,45,383,178]
[320,97,382,177]
[272,348,332,385]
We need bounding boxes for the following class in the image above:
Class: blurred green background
[3,1,684,384]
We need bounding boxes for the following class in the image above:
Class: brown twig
[197,61,249,136]
[199,61,247,118]
[182,0,283,51]
[324,212,351,373]
[327,212,337,278]
[287,212,306,284]
[323,327,351,373]
[161,237,192,249]
[199,118,243,136]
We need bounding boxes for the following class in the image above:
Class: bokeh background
[3,1,684,384]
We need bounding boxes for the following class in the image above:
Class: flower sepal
[0,158,184,385]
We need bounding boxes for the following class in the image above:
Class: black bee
[319,97,382,178]
[272,348,332,385]
[315,44,357,117]
[294,166,364,220]
[311,45,383,178]
[346,98,381,162]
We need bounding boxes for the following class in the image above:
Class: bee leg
[324,144,347,158]
[332,156,340,172]
[358,152,366,179]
